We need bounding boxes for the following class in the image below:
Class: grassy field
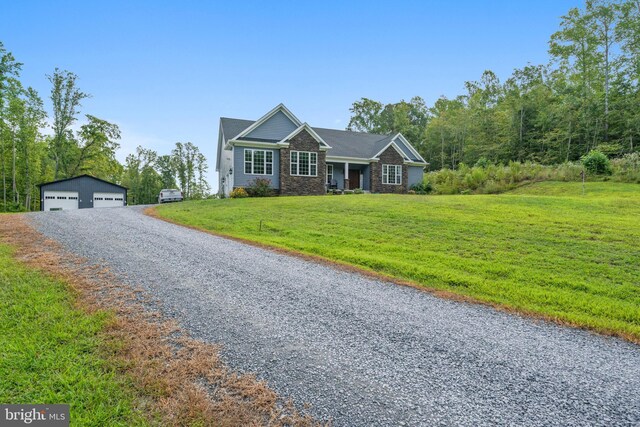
[155,182,640,341]
[0,244,146,426]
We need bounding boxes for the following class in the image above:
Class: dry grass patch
[0,214,321,427]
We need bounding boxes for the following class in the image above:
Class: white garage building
[39,175,128,211]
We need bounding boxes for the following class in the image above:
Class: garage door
[93,192,125,208]
[43,191,79,211]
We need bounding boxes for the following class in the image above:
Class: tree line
[348,0,640,171]
[123,142,209,205]
[0,41,209,211]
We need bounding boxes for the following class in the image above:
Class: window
[326,164,333,184]
[290,151,317,176]
[382,164,402,185]
[244,149,273,175]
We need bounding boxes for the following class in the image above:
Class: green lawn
[0,244,146,426]
[155,181,640,341]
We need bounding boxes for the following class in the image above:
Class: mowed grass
[156,182,640,341]
[0,244,146,426]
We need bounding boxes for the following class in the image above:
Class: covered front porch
[326,160,371,191]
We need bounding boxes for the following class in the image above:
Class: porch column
[344,161,350,190]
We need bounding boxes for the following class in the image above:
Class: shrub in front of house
[410,182,433,195]
[229,187,248,198]
[246,178,274,197]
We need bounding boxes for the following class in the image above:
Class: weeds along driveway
[30,207,640,427]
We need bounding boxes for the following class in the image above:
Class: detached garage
[39,175,127,211]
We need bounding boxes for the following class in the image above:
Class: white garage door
[43,191,79,211]
[93,192,125,208]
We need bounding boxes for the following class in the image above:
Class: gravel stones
[30,207,640,426]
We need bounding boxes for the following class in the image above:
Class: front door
[348,169,360,189]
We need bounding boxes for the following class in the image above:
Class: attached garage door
[93,192,125,208]
[43,191,79,211]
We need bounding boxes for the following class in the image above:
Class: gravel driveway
[30,207,640,426]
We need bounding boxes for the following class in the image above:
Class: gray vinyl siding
[362,166,371,191]
[233,146,280,189]
[40,176,127,210]
[245,111,298,141]
[408,166,424,188]
[330,163,345,190]
[393,137,420,161]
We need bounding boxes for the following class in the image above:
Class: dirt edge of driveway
[0,214,323,427]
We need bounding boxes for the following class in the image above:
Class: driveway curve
[30,207,639,426]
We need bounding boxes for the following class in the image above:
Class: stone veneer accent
[370,146,408,194]
[279,129,326,196]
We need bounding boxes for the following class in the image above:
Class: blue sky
[3,0,580,185]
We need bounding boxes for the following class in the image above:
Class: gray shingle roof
[220,118,254,142]
[220,117,424,162]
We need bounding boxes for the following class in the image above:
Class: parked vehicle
[158,189,183,204]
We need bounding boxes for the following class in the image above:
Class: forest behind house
[2,0,639,210]
[346,0,640,191]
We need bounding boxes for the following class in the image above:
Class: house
[39,174,127,211]
[216,104,427,196]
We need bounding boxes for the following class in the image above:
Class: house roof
[37,174,128,189]
[220,117,254,142]
[220,117,425,162]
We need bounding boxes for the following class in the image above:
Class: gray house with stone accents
[216,104,427,197]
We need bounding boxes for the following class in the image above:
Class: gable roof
[372,140,411,161]
[220,117,253,143]
[232,103,302,141]
[218,109,427,164]
[280,123,331,149]
[37,174,128,189]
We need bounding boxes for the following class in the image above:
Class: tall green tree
[48,68,89,179]
[6,87,47,210]
[156,154,176,189]
[587,0,621,141]
[123,146,161,205]
[0,42,23,210]
[68,115,121,179]
[171,142,209,199]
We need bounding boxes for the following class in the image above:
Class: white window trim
[290,150,318,177]
[382,164,402,185]
[326,164,334,184]
[244,148,274,176]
